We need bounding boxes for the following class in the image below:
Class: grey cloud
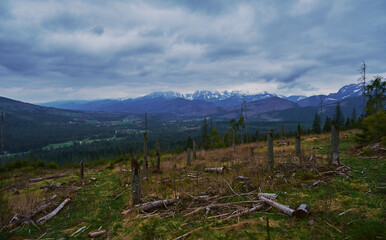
[0,0,385,102]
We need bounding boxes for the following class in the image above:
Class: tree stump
[266,131,274,171]
[131,154,142,206]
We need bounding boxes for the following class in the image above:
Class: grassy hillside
[0,130,384,239]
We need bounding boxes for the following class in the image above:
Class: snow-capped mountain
[39,83,363,114]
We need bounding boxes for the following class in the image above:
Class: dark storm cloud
[0,0,385,102]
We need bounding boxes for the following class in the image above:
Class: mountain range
[39,83,363,119]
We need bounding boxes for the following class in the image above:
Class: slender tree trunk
[131,154,142,206]
[193,140,197,160]
[295,134,301,158]
[187,148,191,166]
[266,131,274,171]
[80,161,84,186]
[330,120,340,165]
[250,147,254,160]
[232,129,235,151]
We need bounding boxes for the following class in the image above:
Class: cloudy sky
[0,0,385,103]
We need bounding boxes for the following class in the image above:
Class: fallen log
[235,176,249,182]
[45,174,67,180]
[37,198,71,224]
[29,178,44,183]
[259,196,295,216]
[89,230,106,238]
[139,198,178,212]
[29,174,67,183]
[204,167,227,174]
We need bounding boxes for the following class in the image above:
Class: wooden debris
[310,180,323,188]
[89,230,106,238]
[37,198,71,224]
[204,167,226,173]
[90,177,97,181]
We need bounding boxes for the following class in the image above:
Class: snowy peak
[142,91,184,100]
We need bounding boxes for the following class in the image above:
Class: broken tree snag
[139,198,178,212]
[266,131,274,171]
[204,167,226,174]
[155,151,161,173]
[295,134,301,158]
[80,161,84,186]
[330,120,340,165]
[293,204,310,219]
[37,198,71,224]
[259,196,294,216]
[250,147,254,160]
[193,140,197,160]
[187,148,191,166]
[131,154,142,206]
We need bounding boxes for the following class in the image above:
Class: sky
[0,0,385,103]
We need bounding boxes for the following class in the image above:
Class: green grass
[2,131,385,239]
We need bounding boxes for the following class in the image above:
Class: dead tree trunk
[295,134,301,159]
[266,131,274,171]
[187,148,191,166]
[80,161,84,186]
[250,147,254,160]
[155,151,161,173]
[193,140,197,160]
[143,133,148,178]
[131,154,142,206]
[330,120,340,165]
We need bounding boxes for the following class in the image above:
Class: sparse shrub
[362,146,372,155]
[35,159,45,168]
[137,217,160,240]
[294,171,316,181]
[46,161,59,169]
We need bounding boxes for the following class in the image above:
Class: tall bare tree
[358,61,366,116]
